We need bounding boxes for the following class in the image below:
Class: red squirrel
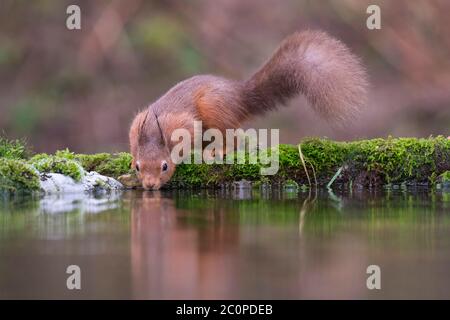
[129,30,368,190]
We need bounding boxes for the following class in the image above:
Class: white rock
[39,173,85,194]
[82,171,124,192]
[39,171,124,195]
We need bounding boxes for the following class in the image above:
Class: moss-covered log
[167,137,450,189]
[1,136,449,192]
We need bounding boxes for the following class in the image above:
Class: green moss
[0,137,30,159]
[167,136,450,189]
[0,158,40,192]
[29,155,84,181]
[300,138,347,174]
[25,149,132,185]
[54,148,76,160]
[1,136,449,192]
[170,163,216,187]
[55,149,133,178]
[347,137,439,183]
[91,152,133,177]
[441,171,450,183]
[1,147,132,192]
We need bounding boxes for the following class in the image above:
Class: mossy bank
[168,136,450,190]
[1,136,449,193]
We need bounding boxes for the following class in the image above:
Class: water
[1,189,449,299]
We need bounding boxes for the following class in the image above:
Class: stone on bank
[39,171,123,194]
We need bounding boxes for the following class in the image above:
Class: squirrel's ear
[158,112,198,149]
[137,110,150,145]
[153,110,168,148]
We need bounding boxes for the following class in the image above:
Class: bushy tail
[242,30,368,123]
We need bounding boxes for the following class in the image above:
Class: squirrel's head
[133,151,175,190]
[129,108,176,190]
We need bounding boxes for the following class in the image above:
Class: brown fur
[194,86,243,133]
[130,30,368,190]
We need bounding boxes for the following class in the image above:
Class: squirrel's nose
[142,179,160,190]
[143,184,160,190]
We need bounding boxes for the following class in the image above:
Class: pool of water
[1,188,450,299]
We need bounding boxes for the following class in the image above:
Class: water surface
[1,188,450,299]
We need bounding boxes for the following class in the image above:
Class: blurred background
[0,0,449,153]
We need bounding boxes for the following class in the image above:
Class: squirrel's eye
[162,161,168,172]
[135,162,140,172]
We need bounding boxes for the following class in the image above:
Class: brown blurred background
[0,0,449,153]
